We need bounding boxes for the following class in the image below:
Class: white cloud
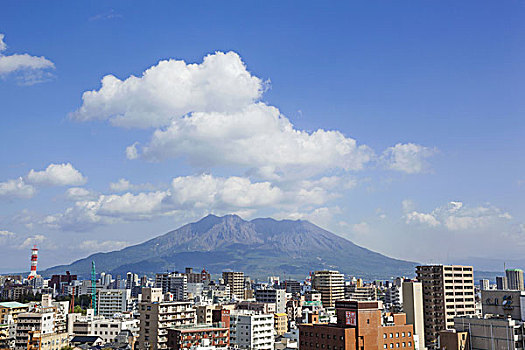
[0,34,6,52]
[0,34,55,85]
[403,200,512,230]
[352,221,371,235]
[65,187,95,200]
[70,51,263,128]
[27,163,87,186]
[170,174,283,208]
[0,177,36,199]
[42,173,350,231]
[108,178,156,192]
[125,143,139,160]
[382,143,436,174]
[79,240,128,252]
[405,211,441,227]
[19,234,45,249]
[0,230,15,238]
[109,178,132,192]
[138,103,374,179]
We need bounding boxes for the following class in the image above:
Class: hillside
[43,214,417,279]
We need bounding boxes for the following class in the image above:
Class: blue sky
[0,1,524,273]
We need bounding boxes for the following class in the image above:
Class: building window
[402,332,405,337]
[367,319,370,324]
[396,333,399,338]
[390,333,393,338]
[408,332,411,337]
[384,333,387,339]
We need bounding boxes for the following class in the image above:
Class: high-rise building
[416,265,475,349]
[137,288,196,350]
[496,276,508,290]
[312,270,344,307]
[479,279,490,291]
[222,272,245,299]
[506,269,525,291]
[402,281,426,350]
[345,284,377,301]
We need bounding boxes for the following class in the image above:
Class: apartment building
[137,288,196,350]
[416,265,475,349]
[96,289,131,317]
[167,309,230,350]
[222,272,245,300]
[312,271,345,307]
[255,288,286,313]
[230,311,274,350]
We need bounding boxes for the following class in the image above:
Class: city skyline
[1,1,524,272]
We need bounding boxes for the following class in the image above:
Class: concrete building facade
[416,265,476,349]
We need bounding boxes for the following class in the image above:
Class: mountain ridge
[43,214,418,279]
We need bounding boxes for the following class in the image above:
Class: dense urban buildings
[5,247,525,350]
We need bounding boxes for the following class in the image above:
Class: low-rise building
[299,300,415,350]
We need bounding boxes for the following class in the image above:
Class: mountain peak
[44,214,417,279]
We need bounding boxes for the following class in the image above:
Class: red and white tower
[28,245,38,280]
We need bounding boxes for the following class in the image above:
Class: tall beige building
[402,281,426,350]
[311,270,344,307]
[416,265,475,350]
[137,288,196,350]
[222,271,245,299]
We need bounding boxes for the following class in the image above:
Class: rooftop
[0,302,28,308]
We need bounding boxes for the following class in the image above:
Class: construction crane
[91,261,97,315]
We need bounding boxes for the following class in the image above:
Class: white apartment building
[230,311,274,350]
[97,289,131,317]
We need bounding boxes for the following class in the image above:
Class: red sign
[345,311,356,326]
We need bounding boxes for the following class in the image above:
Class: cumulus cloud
[65,187,95,201]
[79,240,128,252]
[0,177,36,199]
[0,34,55,85]
[19,234,46,249]
[382,143,436,174]
[405,211,441,227]
[403,200,512,230]
[70,51,263,128]
[27,163,87,186]
[139,103,374,179]
[42,173,349,231]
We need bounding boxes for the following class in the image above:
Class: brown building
[167,309,230,350]
[299,300,414,350]
[438,330,469,350]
